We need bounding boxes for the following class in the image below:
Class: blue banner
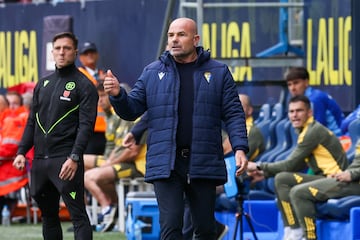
[304,0,352,112]
[0,0,354,112]
[0,0,169,88]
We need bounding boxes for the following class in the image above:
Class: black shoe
[67,226,74,232]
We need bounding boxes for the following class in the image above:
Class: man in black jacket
[13,32,98,240]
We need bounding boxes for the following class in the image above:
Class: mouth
[291,119,301,125]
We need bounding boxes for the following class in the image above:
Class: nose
[59,47,65,54]
[170,35,178,43]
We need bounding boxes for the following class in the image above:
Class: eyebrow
[289,108,306,112]
[168,31,187,35]
[53,45,73,49]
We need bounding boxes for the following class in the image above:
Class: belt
[177,148,190,158]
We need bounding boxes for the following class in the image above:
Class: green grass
[0,221,126,240]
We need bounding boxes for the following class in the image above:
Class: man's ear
[305,79,310,87]
[308,108,313,118]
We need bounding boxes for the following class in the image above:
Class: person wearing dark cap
[80,42,97,54]
[78,42,105,85]
[78,42,107,155]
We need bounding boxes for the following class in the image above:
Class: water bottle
[125,204,134,239]
[134,219,150,240]
[134,219,142,240]
[1,205,10,226]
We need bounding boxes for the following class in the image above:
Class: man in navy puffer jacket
[104,18,248,240]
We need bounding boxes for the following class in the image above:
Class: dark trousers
[31,156,93,240]
[153,170,217,240]
[182,198,193,240]
[276,171,360,240]
[84,131,106,155]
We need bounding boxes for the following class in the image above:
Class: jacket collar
[296,116,315,134]
[55,63,78,77]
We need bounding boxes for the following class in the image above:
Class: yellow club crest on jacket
[204,72,211,83]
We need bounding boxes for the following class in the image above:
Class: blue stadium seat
[316,195,360,220]
[264,103,285,150]
[254,104,272,154]
[254,103,272,126]
[248,189,275,200]
[346,118,360,162]
[253,104,284,162]
[256,118,291,163]
[254,119,298,196]
[271,121,298,162]
[215,200,280,240]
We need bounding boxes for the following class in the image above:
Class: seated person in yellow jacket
[215,94,265,211]
[247,95,349,240]
[223,94,265,160]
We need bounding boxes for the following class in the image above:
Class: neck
[174,52,197,64]
[85,64,96,70]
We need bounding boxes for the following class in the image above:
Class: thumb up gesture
[104,69,120,96]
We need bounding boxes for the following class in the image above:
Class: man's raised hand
[104,69,120,96]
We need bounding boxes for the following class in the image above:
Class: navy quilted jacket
[110,47,248,184]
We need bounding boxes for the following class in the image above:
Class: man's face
[287,78,308,96]
[79,51,98,68]
[167,19,200,62]
[288,101,312,129]
[52,37,77,69]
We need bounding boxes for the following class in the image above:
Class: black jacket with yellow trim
[18,64,98,158]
